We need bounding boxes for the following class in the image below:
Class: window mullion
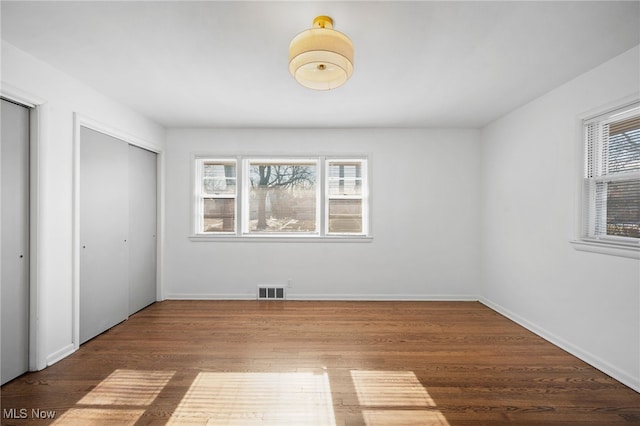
[319,156,326,236]
[195,159,203,235]
[234,155,241,235]
[592,171,639,183]
[240,157,248,235]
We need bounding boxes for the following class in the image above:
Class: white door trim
[1,83,47,372]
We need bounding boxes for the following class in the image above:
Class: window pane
[327,162,362,196]
[203,198,235,233]
[604,180,640,238]
[328,199,362,234]
[203,162,236,195]
[248,163,317,233]
[606,116,640,175]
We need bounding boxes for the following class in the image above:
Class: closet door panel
[128,144,157,314]
[1,99,30,384]
[79,127,129,344]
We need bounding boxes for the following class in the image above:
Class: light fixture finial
[313,16,333,29]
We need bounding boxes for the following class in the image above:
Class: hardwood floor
[2,301,639,425]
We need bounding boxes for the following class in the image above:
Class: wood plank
[2,301,639,425]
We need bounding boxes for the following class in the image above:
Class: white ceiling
[2,1,639,128]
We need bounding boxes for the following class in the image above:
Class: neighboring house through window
[196,159,237,234]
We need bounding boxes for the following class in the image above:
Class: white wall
[479,45,640,391]
[164,128,481,300]
[1,41,165,368]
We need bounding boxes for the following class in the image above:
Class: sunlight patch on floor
[53,370,175,425]
[351,370,449,426]
[77,369,175,406]
[167,371,336,425]
[53,408,145,425]
[362,409,449,426]
[351,370,434,406]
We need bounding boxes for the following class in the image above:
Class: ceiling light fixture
[289,16,354,91]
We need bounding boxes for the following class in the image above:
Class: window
[581,102,640,248]
[195,159,237,234]
[326,159,367,234]
[244,159,319,234]
[193,156,369,239]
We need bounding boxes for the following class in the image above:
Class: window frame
[194,157,238,235]
[325,158,369,236]
[572,99,640,259]
[242,157,321,237]
[191,154,372,242]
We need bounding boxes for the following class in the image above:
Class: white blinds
[583,103,640,241]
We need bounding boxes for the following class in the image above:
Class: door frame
[72,113,164,350]
[1,84,46,372]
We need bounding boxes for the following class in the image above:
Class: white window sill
[570,240,640,259]
[189,235,374,243]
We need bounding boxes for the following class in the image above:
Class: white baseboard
[479,297,640,393]
[165,293,254,300]
[46,344,75,367]
[165,293,480,302]
[287,293,479,301]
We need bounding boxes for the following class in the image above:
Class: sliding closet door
[128,145,157,314]
[1,99,30,384]
[79,127,129,344]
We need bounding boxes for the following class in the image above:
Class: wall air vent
[257,286,286,300]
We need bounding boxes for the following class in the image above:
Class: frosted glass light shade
[289,16,354,90]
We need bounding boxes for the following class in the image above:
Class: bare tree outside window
[248,162,317,233]
[603,117,640,238]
